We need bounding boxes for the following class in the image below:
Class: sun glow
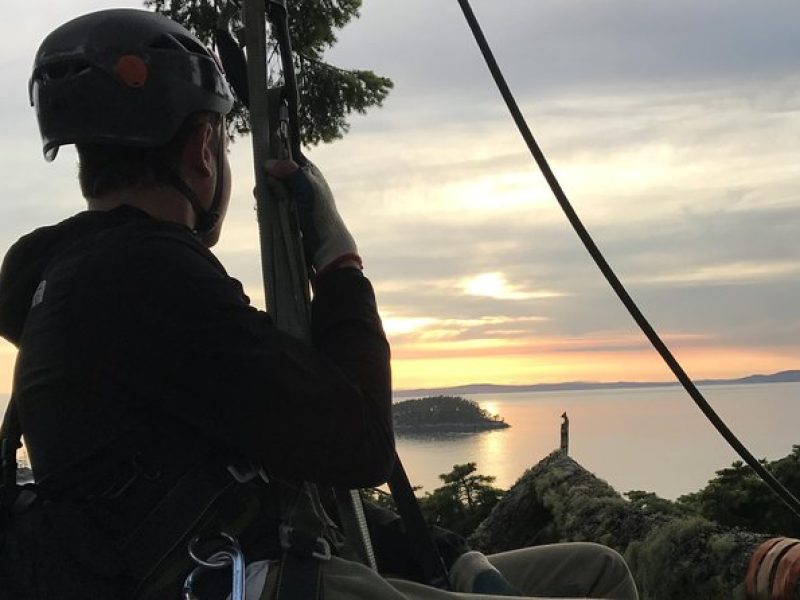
[459,272,562,301]
[389,340,799,392]
[382,316,438,337]
[0,340,16,394]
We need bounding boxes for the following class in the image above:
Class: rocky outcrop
[469,450,773,599]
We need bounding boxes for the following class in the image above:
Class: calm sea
[395,382,800,500]
[2,382,797,500]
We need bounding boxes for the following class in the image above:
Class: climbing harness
[456,0,800,521]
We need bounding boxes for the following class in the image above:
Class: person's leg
[487,543,638,600]
[244,545,637,600]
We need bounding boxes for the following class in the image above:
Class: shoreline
[395,421,510,435]
[394,370,800,399]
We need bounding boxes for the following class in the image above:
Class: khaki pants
[235,542,638,599]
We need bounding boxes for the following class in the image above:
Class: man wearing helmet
[1,7,394,599]
[0,8,638,600]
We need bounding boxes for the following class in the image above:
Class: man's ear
[181,122,216,179]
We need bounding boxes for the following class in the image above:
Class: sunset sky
[1,0,799,393]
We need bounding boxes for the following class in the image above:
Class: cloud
[634,260,800,286]
[0,0,797,391]
[326,0,800,132]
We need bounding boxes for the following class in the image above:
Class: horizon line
[394,368,800,397]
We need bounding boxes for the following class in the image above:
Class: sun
[458,272,562,301]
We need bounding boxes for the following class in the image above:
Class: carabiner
[182,533,246,600]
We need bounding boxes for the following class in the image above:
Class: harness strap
[123,460,235,595]
[275,530,325,600]
[0,397,22,511]
[274,481,329,600]
[388,458,450,588]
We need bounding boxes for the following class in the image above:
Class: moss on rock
[469,450,769,599]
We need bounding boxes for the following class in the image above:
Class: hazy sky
[1,1,799,392]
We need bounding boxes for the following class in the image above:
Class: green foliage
[677,445,800,537]
[625,490,695,518]
[626,517,739,600]
[144,0,393,145]
[393,396,506,427]
[295,56,391,146]
[418,462,504,537]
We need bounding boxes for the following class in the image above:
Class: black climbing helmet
[29,9,234,161]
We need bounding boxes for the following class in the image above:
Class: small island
[393,395,510,434]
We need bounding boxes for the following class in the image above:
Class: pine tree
[145,0,393,145]
[419,463,505,537]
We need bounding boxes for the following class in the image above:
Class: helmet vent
[150,33,209,58]
[40,60,93,82]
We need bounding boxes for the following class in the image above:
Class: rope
[456,0,800,521]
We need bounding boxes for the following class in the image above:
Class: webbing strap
[275,539,324,600]
[388,456,450,588]
[123,461,235,594]
[274,481,327,600]
[0,397,22,510]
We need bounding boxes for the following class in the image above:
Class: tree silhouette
[419,462,504,536]
[145,0,393,145]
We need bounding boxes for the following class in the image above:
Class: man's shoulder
[11,207,228,288]
[77,210,230,286]
[8,206,205,258]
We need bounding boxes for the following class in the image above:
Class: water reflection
[395,383,800,498]
[394,431,487,442]
[481,401,501,421]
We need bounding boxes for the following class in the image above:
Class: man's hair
[77,112,223,199]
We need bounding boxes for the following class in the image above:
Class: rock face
[469,451,770,599]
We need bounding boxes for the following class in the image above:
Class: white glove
[266,159,360,274]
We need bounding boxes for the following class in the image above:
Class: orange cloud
[1,329,794,397]
[0,340,16,394]
[390,342,798,390]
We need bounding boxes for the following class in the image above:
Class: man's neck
[86,187,195,229]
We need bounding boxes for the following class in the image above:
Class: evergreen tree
[145,0,393,145]
[677,445,800,537]
[419,463,504,537]
[624,490,694,517]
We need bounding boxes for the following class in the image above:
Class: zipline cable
[457,0,800,520]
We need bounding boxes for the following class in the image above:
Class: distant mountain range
[394,369,800,399]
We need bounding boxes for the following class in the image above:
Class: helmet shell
[30,9,234,161]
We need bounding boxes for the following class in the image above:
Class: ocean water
[395,382,800,500]
[3,382,797,500]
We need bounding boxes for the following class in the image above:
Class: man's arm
[119,228,393,488]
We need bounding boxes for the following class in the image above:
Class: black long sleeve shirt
[0,205,394,500]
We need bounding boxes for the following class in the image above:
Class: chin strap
[163,170,219,236]
[163,119,228,238]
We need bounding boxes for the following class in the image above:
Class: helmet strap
[161,119,226,238]
[161,169,219,236]
[204,119,227,233]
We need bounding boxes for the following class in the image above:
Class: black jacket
[0,206,394,502]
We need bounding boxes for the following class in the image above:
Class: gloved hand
[265,159,360,275]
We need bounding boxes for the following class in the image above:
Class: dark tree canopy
[144,0,393,145]
[393,396,507,428]
[677,445,800,537]
[418,463,505,537]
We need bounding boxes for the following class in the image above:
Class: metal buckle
[279,524,332,561]
[227,464,270,484]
